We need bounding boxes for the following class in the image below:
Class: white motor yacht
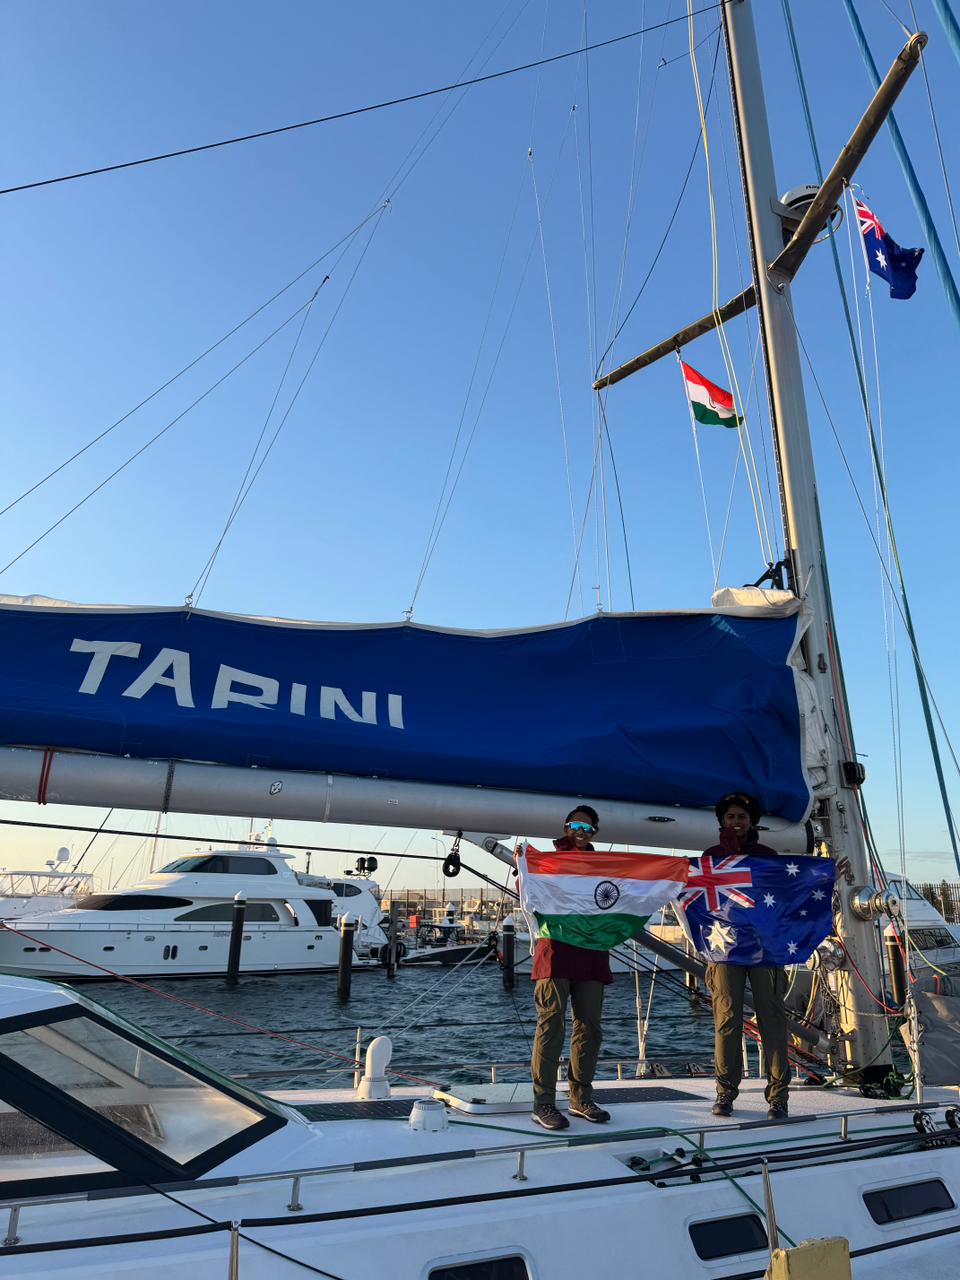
[0,845,386,980]
[0,973,959,1278]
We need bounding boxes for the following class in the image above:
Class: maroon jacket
[530,836,614,984]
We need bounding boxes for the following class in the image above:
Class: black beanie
[715,792,763,826]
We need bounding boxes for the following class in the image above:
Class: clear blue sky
[0,0,958,889]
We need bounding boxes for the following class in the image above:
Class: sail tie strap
[36,749,55,805]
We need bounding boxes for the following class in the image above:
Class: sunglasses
[567,821,597,833]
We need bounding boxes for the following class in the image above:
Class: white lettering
[122,648,195,707]
[290,682,307,716]
[212,665,279,710]
[70,639,142,694]
[387,693,404,729]
[320,687,377,725]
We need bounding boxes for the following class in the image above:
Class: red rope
[36,749,55,805]
[834,935,902,1015]
[0,921,439,1087]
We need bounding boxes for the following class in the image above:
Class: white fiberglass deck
[5,1074,960,1279]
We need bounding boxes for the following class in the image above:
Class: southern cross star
[787,941,798,955]
[706,920,737,956]
[812,888,826,901]
[785,862,799,877]
[799,908,807,916]
[763,893,776,907]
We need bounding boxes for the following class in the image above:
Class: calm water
[88,960,719,1091]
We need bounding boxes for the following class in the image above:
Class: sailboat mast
[721,0,890,1073]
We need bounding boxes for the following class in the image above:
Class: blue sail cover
[0,600,812,821]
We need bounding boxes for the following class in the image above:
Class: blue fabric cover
[0,604,810,820]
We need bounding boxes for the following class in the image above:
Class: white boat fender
[356,1035,393,1100]
[408,1098,449,1132]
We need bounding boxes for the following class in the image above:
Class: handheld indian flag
[681,361,742,428]
[516,845,689,951]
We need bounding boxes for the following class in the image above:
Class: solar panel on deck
[297,1099,420,1121]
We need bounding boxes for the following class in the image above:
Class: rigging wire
[0,3,533,539]
[187,281,329,603]
[0,4,733,199]
[406,115,578,615]
[679,355,719,583]
[780,0,960,877]
[790,312,960,796]
[530,140,583,614]
[188,207,388,604]
[0,206,384,524]
[0,288,330,579]
[686,0,773,570]
[906,0,960,257]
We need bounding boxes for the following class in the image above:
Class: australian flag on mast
[855,198,924,300]
[681,851,836,966]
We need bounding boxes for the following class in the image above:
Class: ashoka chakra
[594,880,621,910]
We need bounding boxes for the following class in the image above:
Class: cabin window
[176,902,280,923]
[330,882,363,897]
[159,855,277,876]
[428,1258,529,1279]
[0,1016,267,1165]
[305,899,334,927]
[688,1214,768,1260]
[863,1179,955,1225]
[74,894,192,911]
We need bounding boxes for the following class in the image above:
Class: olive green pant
[531,978,604,1108]
[705,963,790,1106]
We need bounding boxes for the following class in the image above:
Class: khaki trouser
[531,978,604,1108]
[705,963,790,1106]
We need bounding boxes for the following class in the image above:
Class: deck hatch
[428,1258,529,1279]
[688,1212,767,1260]
[863,1178,955,1225]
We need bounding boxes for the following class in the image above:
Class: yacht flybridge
[0,974,959,1278]
[0,845,386,980]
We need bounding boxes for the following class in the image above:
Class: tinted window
[159,856,277,876]
[177,903,279,923]
[74,895,192,912]
[429,1259,529,1280]
[306,899,333,927]
[863,1179,955,1225]
[689,1214,768,1260]
[331,882,362,898]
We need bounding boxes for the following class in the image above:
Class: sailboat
[0,1,959,1274]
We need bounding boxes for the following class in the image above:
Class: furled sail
[0,594,813,826]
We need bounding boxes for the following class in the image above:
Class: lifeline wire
[0,4,734,198]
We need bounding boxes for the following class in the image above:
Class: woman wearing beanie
[705,792,791,1121]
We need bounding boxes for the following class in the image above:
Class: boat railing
[0,1098,949,1251]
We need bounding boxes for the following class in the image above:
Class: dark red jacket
[530,836,614,984]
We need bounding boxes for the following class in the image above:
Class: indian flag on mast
[517,845,689,951]
[681,361,742,428]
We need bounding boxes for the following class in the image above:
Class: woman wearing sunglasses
[530,805,612,1130]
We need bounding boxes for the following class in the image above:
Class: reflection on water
[87,962,718,1090]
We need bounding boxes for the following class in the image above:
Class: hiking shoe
[766,1104,789,1122]
[532,1103,570,1131]
[568,1099,611,1124]
[711,1095,734,1118]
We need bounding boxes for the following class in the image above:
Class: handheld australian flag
[681,852,836,965]
[855,198,924,300]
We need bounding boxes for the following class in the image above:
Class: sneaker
[711,1095,734,1117]
[766,1104,789,1122]
[532,1103,570,1131]
[568,1099,611,1124]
